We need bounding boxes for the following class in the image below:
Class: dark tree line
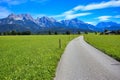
[0,30,31,35]
[0,30,84,35]
[47,30,81,35]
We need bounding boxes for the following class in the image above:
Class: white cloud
[50,7,92,20]
[74,6,84,11]
[73,0,120,11]
[97,15,120,21]
[65,13,91,19]
[50,12,91,20]
[0,6,11,18]
[64,10,74,15]
[97,16,112,21]
[51,0,120,20]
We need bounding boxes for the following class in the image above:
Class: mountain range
[0,13,120,33]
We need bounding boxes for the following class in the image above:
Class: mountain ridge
[0,14,120,33]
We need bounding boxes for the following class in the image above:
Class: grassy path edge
[84,35,120,62]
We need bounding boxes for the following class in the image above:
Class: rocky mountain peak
[7,13,34,21]
[37,16,56,23]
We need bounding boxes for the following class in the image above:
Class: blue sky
[0,0,120,25]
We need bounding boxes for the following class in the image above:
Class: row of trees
[0,30,31,35]
[0,30,88,35]
[47,30,82,35]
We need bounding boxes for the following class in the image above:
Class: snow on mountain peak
[21,14,34,21]
[39,16,56,22]
[7,13,34,21]
[8,13,23,20]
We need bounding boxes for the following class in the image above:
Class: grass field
[0,35,78,80]
[84,34,120,61]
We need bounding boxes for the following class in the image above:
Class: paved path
[54,36,120,80]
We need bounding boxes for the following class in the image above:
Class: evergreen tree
[66,31,71,35]
[3,32,7,35]
[95,32,97,35]
[48,30,52,35]
[77,31,81,34]
[22,31,31,35]
[85,31,88,34]
[11,30,17,35]
[54,31,58,35]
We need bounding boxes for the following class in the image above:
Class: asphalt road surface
[54,36,120,80]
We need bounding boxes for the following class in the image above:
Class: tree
[22,31,31,35]
[66,31,70,35]
[17,31,22,35]
[11,30,17,35]
[48,30,52,35]
[104,29,108,33]
[6,31,11,35]
[95,32,97,35]
[117,30,120,34]
[77,31,81,35]
[3,32,7,35]
[100,32,103,35]
[85,31,88,34]
[54,31,58,35]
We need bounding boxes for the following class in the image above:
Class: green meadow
[84,34,120,61]
[0,35,77,80]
